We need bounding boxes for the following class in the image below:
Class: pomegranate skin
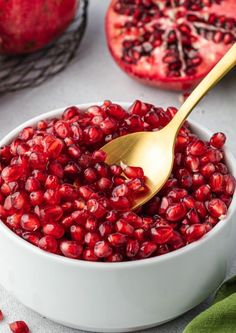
[0,0,78,55]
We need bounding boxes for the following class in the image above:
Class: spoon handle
[166,43,236,133]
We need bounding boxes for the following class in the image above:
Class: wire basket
[0,0,88,95]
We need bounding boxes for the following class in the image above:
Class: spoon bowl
[103,127,175,209]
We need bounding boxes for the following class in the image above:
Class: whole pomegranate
[0,0,78,55]
[106,0,236,91]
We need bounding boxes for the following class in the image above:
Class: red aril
[9,321,29,333]
[60,240,82,259]
[106,1,236,91]
[0,0,78,55]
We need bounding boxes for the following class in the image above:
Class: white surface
[0,1,236,332]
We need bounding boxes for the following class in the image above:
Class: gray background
[0,1,236,332]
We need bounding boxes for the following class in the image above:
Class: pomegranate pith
[0,100,234,262]
[106,0,236,91]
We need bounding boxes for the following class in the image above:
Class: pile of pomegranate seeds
[0,101,235,262]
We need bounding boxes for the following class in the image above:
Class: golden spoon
[102,43,236,210]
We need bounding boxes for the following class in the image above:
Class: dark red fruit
[0,0,78,55]
[106,1,236,91]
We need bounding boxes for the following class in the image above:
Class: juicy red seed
[194,184,211,201]
[43,223,64,239]
[224,174,235,196]
[6,213,22,229]
[84,126,103,144]
[151,226,173,244]
[184,224,206,243]
[192,173,206,188]
[195,201,207,218]
[216,163,228,175]
[126,239,139,257]
[139,241,157,258]
[60,241,82,259]
[166,203,187,221]
[21,214,40,231]
[87,199,107,218]
[83,248,98,261]
[209,173,224,193]
[167,188,188,202]
[99,221,114,237]
[1,165,23,182]
[116,219,134,235]
[0,309,3,321]
[97,177,112,191]
[159,196,172,215]
[207,199,227,218]
[182,196,195,209]
[92,150,107,162]
[9,321,29,333]
[110,165,122,176]
[185,155,199,172]
[110,196,131,211]
[187,209,201,224]
[39,235,58,253]
[210,132,226,149]
[187,140,207,156]
[94,241,112,258]
[63,106,79,120]
[84,232,101,247]
[70,225,85,242]
[84,167,97,183]
[108,233,127,246]
[22,232,41,246]
[112,183,129,197]
[200,149,223,164]
[134,228,145,242]
[85,216,97,231]
[106,210,118,222]
[200,163,216,178]
[107,103,126,119]
[30,190,44,206]
[121,162,144,179]
[127,178,143,191]
[106,253,123,262]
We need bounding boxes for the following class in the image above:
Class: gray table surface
[0,1,236,332]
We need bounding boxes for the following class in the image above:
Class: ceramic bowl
[0,102,236,332]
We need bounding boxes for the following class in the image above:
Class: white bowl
[0,102,236,332]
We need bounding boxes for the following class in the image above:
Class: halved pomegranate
[106,0,236,91]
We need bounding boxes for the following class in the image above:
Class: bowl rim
[0,101,236,270]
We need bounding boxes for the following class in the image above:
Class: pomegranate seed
[97,177,112,191]
[200,163,216,178]
[92,150,107,162]
[83,248,98,261]
[22,232,41,246]
[209,173,224,193]
[184,224,206,243]
[110,196,131,211]
[106,253,123,262]
[194,184,211,201]
[9,321,29,333]
[192,173,205,188]
[1,165,23,182]
[87,199,107,218]
[210,132,226,148]
[0,309,3,321]
[70,225,85,242]
[186,209,201,224]
[84,232,101,247]
[60,240,82,259]
[126,239,139,257]
[166,203,187,221]
[121,162,144,179]
[167,188,188,202]
[112,183,129,197]
[224,174,235,196]
[94,241,112,258]
[207,198,227,218]
[116,219,134,235]
[151,226,173,244]
[139,241,157,258]
[185,155,199,172]
[84,167,97,183]
[187,140,207,156]
[21,213,40,231]
[108,233,127,246]
[216,163,228,175]
[43,223,64,239]
[39,235,58,253]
